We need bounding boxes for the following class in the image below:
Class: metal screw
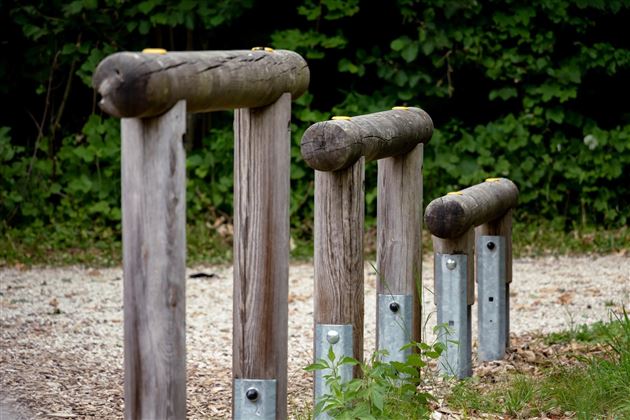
[487,241,495,250]
[245,388,259,402]
[326,330,340,344]
[389,302,400,313]
[446,258,457,270]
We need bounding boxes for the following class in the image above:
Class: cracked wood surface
[314,159,365,376]
[232,94,291,418]
[425,178,519,240]
[93,50,309,118]
[300,107,433,172]
[376,144,423,344]
[121,100,187,419]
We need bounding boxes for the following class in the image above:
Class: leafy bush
[306,339,444,419]
[2,0,629,254]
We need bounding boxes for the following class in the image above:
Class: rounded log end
[280,50,310,100]
[406,107,434,144]
[425,197,469,239]
[300,120,360,171]
[92,52,171,118]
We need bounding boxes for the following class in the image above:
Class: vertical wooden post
[377,144,423,346]
[121,100,187,420]
[475,209,512,347]
[233,93,291,419]
[314,158,365,372]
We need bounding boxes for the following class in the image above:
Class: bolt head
[487,241,495,250]
[446,258,457,270]
[389,302,400,313]
[326,330,340,344]
[245,388,259,402]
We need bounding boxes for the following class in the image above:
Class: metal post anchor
[377,294,413,363]
[477,235,507,361]
[435,254,472,378]
[314,324,353,420]
[234,379,276,419]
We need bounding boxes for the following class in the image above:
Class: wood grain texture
[314,158,365,372]
[376,144,423,344]
[432,230,475,306]
[425,178,519,239]
[121,100,187,420]
[93,50,309,118]
[301,107,433,172]
[232,93,291,419]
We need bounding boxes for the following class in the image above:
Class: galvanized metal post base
[234,379,276,419]
[314,324,353,420]
[477,235,507,361]
[377,294,413,363]
[435,254,472,379]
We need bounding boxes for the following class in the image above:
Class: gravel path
[1,255,628,418]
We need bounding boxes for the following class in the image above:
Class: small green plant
[305,339,444,419]
[448,308,630,418]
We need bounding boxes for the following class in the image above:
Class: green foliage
[305,339,444,419]
[2,0,629,260]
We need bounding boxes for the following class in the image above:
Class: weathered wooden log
[376,144,423,346]
[93,49,309,118]
[425,178,519,239]
[301,107,433,172]
[121,100,187,419]
[314,158,365,375]
[232,94,291,419]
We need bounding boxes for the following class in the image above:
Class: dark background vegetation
[1,0,629,264]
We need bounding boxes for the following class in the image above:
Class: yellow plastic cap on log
[142,48,167,54]
[332,116,352,121]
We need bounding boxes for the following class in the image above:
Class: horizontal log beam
[92,49,309,118]
[425,178,519,239]
[300,107,433,172]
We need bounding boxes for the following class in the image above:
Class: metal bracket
[435,253,472,379]
[477,235,507,361]
[377,294,413,363]
[234,379,276,419]
[314,324,353,420]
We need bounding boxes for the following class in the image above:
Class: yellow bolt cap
[142,48,167,54]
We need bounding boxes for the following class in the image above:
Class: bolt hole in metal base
[378,294,413,364]
[234,379,276,419]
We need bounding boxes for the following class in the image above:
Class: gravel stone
[0,255,628,418]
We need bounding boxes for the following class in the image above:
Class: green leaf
[401,42,419,62]
[489,87,518,101]
[390,36,409,51]
[546,108,565,124]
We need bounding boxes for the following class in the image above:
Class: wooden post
[377,144,423,346]
[476,209,513,347]
[232,93,291,419]
[314,158,365,373]
[121,100,187,420]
